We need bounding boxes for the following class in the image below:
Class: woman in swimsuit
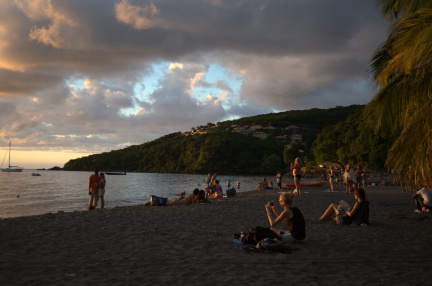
[290,157,303,195]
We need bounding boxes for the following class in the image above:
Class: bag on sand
[244,226,280,244]
[150,195,168,206]
[226,188,236,197]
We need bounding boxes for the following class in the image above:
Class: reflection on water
[0,170,285,218]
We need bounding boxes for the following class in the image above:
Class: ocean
[0,170,280,218]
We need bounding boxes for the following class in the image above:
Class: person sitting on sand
[256,178,269,190]
[265,192,305,243]
[212,180,223,198]
[317,188,369,225]
[412,186,432,213]
[145,189,200,206]
[379,180,389,186]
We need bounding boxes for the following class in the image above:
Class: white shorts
[98,188,105,197]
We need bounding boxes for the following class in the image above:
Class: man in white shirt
[412,186,432,212]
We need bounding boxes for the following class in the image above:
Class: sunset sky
[0,0,390,169]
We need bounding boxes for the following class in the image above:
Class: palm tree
[364,0,432,186]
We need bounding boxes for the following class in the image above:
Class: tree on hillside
[365,0,432,185]
[283,142,300,164]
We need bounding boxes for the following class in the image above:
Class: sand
[1,184,431,285]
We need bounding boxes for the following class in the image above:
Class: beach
[1,184,431,285]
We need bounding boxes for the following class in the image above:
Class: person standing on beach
[328,166,335,192]
[205,173,212,196]
[355,165,363,189]
[344,164,355,194]
[265,192,305,243]
[210,172,218,186]
[407,166,415,193]
[97,172,106,209]
[88,169,101,210]
[276,171,282,190]
[236,179,240,189]
[290,158,303,195]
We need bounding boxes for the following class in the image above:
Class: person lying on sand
[145,189,199,206]
[265,192,305,243]
[197,189,208,203]
[317,188,369,225]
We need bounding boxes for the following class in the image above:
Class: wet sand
[1,184,431,285]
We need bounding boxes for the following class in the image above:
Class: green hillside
[63,105,366,174]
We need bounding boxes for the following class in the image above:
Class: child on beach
[317,188,369,225]
[265,192,305,243]
[276,171,282,190]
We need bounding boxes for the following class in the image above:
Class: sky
[0,0,390,169]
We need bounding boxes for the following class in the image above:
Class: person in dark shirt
[265,192,305,242]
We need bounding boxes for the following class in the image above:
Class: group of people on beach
[238,186,370,246]
[88,169,106,210]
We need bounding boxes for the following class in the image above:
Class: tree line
[63,105,396,174]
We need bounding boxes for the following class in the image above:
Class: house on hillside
[275,135,286,141]
[286,125,300,133]
[291,134,302,142]
[233,126,250,135]
[250,125,263,131]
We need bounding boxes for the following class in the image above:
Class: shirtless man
[145,189,200,206]
[291,157,303,195]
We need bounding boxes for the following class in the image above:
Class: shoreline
[1,185,431,285]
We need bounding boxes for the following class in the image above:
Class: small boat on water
[32,173,41,176]
[284,181,328,187]
[1,141,23,172]
[105,172,127,175]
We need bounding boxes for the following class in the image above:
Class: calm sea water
[0,170,279,218]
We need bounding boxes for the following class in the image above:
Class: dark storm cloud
[0,0,389,154]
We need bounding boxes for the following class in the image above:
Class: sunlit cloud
[0,0,389,168]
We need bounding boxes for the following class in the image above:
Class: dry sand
[1,184,431,285]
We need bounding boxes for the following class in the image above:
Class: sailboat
[1,141,23,172]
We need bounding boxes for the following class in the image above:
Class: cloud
[0,0,389,156]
